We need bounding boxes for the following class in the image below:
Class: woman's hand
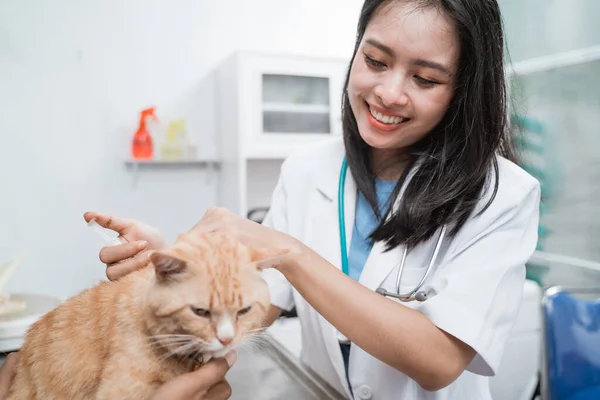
[151,352,236,400]
[191,207,304,268]
[83,212,168,281]
[0,352,18,399]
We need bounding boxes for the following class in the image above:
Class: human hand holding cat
[151,352,236,400]
[84,212,168,280]
[0,353,18,400]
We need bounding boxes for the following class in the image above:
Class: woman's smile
[365,101,410,132]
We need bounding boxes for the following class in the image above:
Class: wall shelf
[124,158,220,167]
[261,103,330,114]
[124,158,220,187]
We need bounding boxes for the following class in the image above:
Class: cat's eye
[191,307,210,317]
[237,306,252,316]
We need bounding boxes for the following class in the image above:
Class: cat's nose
[218,336,233,346]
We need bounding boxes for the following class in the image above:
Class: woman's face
[348,2,460,152]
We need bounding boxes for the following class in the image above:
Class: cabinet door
[242,54,348,159]
[262,74,332,134]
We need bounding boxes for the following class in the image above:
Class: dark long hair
[342,0,516,250]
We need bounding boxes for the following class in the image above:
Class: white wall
[0,0,364,299]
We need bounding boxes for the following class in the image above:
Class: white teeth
[369,105,405,124]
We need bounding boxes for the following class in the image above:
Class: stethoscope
[338,157,447,302]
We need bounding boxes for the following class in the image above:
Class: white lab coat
[261,137,540,400]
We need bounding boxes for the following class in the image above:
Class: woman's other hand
[0,352,18,399]
[190,207,304,268]
[151,352,236,400]
[83,212,168,281]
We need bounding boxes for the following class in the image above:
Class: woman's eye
[237,306,252,316]
[414,75,438,87]
[364,55,386,69]
[191,307,211,317]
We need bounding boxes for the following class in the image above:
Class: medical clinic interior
[1,0,599,399]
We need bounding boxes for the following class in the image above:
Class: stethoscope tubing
[338,157,445,302]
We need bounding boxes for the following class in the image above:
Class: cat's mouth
[176,349,207,366]
[148,333,211,364]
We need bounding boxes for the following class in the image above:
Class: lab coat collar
[314,141,346,203]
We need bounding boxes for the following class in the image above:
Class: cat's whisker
[160,340,199,361]
[149,337,192,342]
[241,339,270,351]
[147,337,194,347]
[238,340,261,351]
[149,333,194,337]
[238,332,276,354]
[148,334,211,348]
[147,340,190,351]
[149,335,209,362]
[148,334,199,341]
[242,332,270,344]
[237,340,270,356]
[245,327,268,334]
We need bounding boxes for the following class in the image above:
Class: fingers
[99,241,147,265]
[194,352,236,384]
[150,352,236,400]
[83,212,133,234]
[180,352,236,395]
[105,250,151,281]
[0,352,19,396]
[204,380,232,400]
[193,207,226,230]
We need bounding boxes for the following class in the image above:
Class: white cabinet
[216,51,349,217]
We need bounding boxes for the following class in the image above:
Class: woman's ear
[249,247,290,270]
[150,251,188,281]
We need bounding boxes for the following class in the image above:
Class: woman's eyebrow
[364,38,452,77]
[365,38,394,57]
[412,59,452,77]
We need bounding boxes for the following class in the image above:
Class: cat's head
[144,231,287,360]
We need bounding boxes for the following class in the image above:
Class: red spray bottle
[131,107,158,160]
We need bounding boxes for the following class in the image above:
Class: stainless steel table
[228,333,346,400]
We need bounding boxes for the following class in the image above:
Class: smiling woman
[348,4,459,154]
[81,1,540,399]
[343,0,514,250]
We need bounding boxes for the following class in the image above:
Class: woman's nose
[375,74,409,108]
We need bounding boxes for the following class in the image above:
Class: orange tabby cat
[6,230,284,400]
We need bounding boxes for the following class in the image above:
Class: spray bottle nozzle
[140,107,158,124]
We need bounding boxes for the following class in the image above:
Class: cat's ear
[249,247,290,270]
[150,251,188,281]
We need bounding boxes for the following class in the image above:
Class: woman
[88,0,540,399]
